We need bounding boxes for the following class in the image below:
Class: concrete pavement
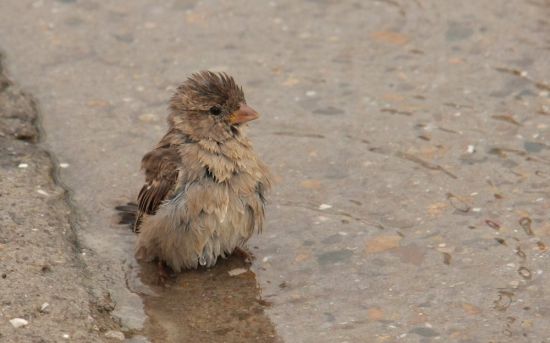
[1,1,549,342]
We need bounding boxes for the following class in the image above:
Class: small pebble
[18,163,28,168]
[62,333,70,339]
[319,204,332,210]
[472,208,481,212]
[37,189,49,196]
[59,163,69,168]
[228,268,247,276]
[40,302,50,313]
[139,113,159,123]
[9,318,28,328]
[306,90,317,97]
[104,330,125,340]
[467,145,475,153]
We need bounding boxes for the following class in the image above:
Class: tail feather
[115,202,139,232]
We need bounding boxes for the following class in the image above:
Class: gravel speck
[40,302,50,312]
[9,318,29,328]
[228,268,247,276]
[105,330,125,340]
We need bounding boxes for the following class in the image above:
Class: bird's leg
[233,246,254,264]
[156,260,172,285]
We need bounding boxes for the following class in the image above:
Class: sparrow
[132,71,272,272]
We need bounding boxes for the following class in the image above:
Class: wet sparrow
[133,71,271,271]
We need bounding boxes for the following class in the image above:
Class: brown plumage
[134,71,272,271]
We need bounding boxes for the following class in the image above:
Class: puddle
[136,258,278,342]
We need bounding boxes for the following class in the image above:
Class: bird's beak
[229,103,259,125]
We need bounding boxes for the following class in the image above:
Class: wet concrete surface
[0,0,549,342]
[0,56,121,342]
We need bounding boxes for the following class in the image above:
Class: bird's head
[168,71,259,141]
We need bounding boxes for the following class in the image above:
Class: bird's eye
[209,106,222,116]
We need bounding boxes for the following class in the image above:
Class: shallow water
[0,0,549,342]
[129,255,278,342]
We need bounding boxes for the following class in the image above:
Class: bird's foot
[156,261,174,286]
[233,247,254,264]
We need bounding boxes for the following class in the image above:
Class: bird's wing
[134,145,180,232]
